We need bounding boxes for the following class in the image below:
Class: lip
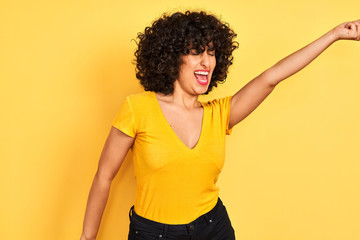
[194,69,210,73]
[194,70,210,85]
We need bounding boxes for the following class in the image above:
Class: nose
[200,52,211,68]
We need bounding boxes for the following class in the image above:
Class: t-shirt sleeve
[218,95,234,135]
[111,96,136,138]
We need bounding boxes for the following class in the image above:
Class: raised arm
[80,127,134,240]
[229,19,360,129]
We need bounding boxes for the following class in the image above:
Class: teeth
[194,71,209,75]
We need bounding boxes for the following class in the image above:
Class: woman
[80,11,360,240]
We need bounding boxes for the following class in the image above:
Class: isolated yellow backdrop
[1,0,359,239]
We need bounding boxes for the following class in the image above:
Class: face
[175,44,216,95]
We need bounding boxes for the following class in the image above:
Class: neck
[156,89,202,109]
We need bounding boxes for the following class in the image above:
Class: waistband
[129,197,224,234]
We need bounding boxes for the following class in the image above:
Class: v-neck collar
[151,91,205,151]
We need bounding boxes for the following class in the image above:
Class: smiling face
[175,44,216,96]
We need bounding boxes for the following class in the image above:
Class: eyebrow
[189,45,215,53]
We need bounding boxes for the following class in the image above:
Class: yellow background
[1,0,359,239]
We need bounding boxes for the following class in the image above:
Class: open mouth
[194,71,209,85]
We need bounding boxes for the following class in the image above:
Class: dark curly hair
[133,10,239,95]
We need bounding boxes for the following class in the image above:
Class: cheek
[211,62,216,71]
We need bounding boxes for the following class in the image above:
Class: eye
[190,49,200,55]
[208,51,215,56]
[189,49,215,56]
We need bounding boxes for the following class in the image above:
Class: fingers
[350,20,360,39]
[350,22,356,30]
[349,22,359,40]
[349,19,360,27]
[336,19,360,41]
[354,21,360,40]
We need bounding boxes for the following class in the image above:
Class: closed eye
[190,49,215,56]
[190,50,200,55]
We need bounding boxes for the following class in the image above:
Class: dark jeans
[128,197,235,240]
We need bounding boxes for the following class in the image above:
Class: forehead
[186,40,215,50]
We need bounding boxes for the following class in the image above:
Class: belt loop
[218,197,222,206]
[158,224,168,239]
[163,224,168,238]
[186,224,190,234]
[129,206,133,221]
[204,213,212,225]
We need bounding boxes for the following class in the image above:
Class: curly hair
[133,10,239,95]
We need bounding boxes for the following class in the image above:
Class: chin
[195,87,209,95]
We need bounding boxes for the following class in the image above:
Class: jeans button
[189,224,195,231]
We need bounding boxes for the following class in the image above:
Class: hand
[331,19,360,41]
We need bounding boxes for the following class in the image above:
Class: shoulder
[123,91,155,116]
[126,91,153,105]
[200,95,233,108]
[127,90,152,99]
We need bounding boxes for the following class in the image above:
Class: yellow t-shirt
[111,90,233,224]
